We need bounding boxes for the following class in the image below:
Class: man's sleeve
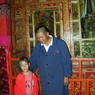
[30,44,39,72]
[60,41,72,77]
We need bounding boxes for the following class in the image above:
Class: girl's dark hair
[35,24,50,34]
[19,56,29,64]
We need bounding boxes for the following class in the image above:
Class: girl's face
[20,61,29,73]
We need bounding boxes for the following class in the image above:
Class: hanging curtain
[81,0,95,18]
[0,1,11,95]
[81,0,95,38]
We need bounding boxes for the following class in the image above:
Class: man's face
[36,32,49,44]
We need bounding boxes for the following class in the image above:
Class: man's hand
[64,77,69,86]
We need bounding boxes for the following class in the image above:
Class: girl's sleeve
[14,74,25,95]
[32,73,39,95]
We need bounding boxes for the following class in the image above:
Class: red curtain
[0,1,11,95]
[0,1,11,48]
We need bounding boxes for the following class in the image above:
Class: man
[30,25,72,95]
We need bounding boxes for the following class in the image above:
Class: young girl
[14,57,38,95]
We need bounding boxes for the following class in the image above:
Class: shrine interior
[0,0,95,95]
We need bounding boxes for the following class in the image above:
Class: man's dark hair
[35,25,50,34]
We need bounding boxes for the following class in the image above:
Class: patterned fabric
[0,1,10,95]
[69,65,95,95]
[0,3,10,38]
[0,46,9,95]
[0,35,11,48]
[25,72,33,95]
[0,3,11,47]
[0,3,10,18]
[14,72,38,95]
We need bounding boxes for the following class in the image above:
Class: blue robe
[30,37,72,95]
